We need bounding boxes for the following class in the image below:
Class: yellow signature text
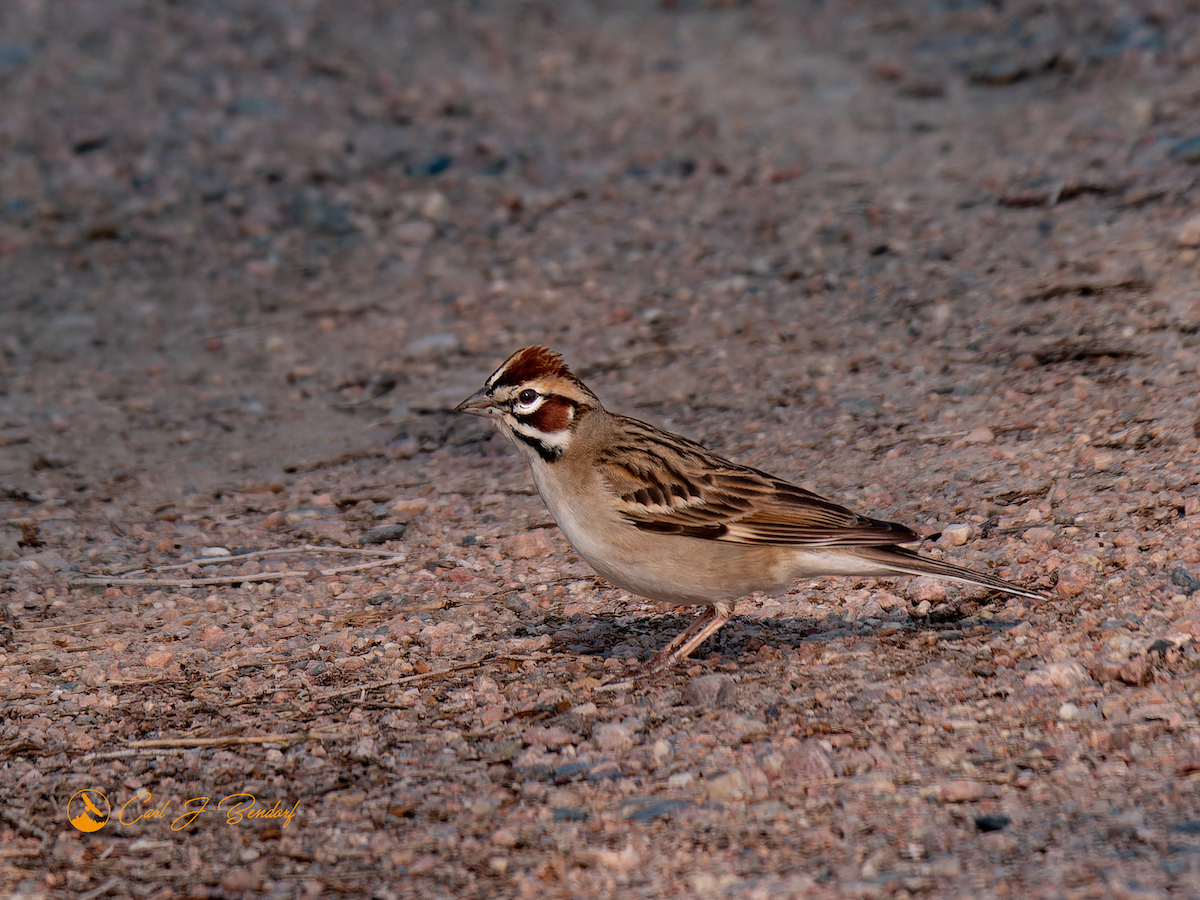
[116,792,299,830]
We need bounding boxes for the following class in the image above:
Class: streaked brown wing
[599,416,919,547]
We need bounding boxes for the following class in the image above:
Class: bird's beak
[455,388,500,417]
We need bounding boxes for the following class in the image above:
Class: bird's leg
[642,600,736,673]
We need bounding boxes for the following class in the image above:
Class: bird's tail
[851,545,1045,601]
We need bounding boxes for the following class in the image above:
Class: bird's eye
[517,389,538,405]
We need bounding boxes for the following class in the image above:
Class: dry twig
[69,544,407,588]
[127,730,349,750]
[310,658,490,702]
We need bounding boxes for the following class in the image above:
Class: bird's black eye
[517,389,538,405]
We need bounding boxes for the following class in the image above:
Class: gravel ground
[3,1,1200,898]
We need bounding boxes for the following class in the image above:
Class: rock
[363,524,407,544]
[391,498,429,518]
[1103,93,1154,130]
[780,739,836,784]
[1088,657,1154,686]
[387,438,421,459]
[621,798,692,822]
[1024,661,1092,690]
[421,191,449,220]
[15,551,69,572]
[512,746,553,780]
[975,815,1011,833]
[289,518,356,547]
[220,868,258,893]
[522,726,577,748]
[963,426,995,444]
[938,524,973,547]
[587,759,622,781]
[284,507,333,526]
[68,730,97,751]
[1169,134,1200,164]
[681,673,739,708]
[1170,567,1200,595]
[906,577,947,604]
[726,716,770,742]
[144,650,174,668]
[1056,564,1094,597]
[405,155,452,178]
[593,722,636,752]
[1023,527,1056,544]
[937,780,988,803]
[392,220,436,244]
[200,546,232,557]
[874,591,904,611]
[847,771,897,794]
[1176,214,1200,248]
[501,530,552,560]
[490,827,519,847]
[704,768,749,802]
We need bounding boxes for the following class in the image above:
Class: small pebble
[1169,134,1200,164]
[621,798,692,822]
[501,530,552,560]
[963,426,995,444]
[1170,567,1200,595]
[704,769,749,802]
[781,739,836,783]
[1058,702,1082,721]
[938,524,973,547]
[522,726,577,748]
[907,577,947,604]
[592,722,636,752]
[362,524,407,544]
[405,154,453,177]
[681,673,739,708]
[937,780,987,803]
[1056,564,1094,597]
[1089,657,1154,686]
[1178,213,1200,248]
[421,190,449,220]
[391,498,429,518]
[393,220,436,244]
[219,869,257,893]
[975,815,1011,833]
[1025,661,1093,690]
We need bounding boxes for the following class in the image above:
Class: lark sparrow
[457,346,1042,671]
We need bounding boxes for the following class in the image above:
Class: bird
[456,346,1043,671]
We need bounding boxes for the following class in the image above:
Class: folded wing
[600,416,919,547]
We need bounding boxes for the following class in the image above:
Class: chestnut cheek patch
[528,396,573,433]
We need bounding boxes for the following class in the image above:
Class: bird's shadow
[529,599,1024,663]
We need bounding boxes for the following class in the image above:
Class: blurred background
[1,0,1197,508]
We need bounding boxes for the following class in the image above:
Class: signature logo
[68,789,111,833]
[66,789,300,832]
